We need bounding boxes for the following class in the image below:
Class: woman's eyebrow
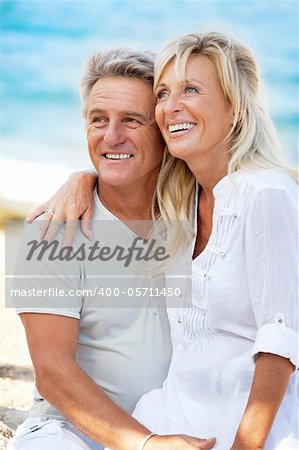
[185,78,206,87]
[155,82,167,90]
[155,79,206,88]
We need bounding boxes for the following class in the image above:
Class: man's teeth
[105,153,133,159]
[169,123,195,133]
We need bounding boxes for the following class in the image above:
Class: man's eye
[90,117,106,127]
[124,118,141,127]
[185,86,199,94]
[156,90,168,101]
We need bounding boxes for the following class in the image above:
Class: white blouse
[133,169,298,449]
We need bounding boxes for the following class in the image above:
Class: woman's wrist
[231,435,263,450]
[138,433,157,450]
[68,169,97,182]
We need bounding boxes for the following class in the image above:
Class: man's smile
[103,153,134,160]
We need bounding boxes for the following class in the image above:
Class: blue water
[1,0,298,171]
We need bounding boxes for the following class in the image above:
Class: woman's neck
[187,151,228,197]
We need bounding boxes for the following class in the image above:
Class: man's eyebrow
[88,108,106,117]
[122,111,148,120]
[88,109,148,120]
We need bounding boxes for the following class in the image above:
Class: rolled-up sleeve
[246,187,298,369]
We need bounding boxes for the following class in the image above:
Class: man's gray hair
[80,48,155,118]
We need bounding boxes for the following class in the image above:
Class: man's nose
[103,121,126,147]
[163,92,182,115]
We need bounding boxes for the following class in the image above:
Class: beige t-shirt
[17,189,172,419]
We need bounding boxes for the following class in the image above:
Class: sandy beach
[0,155,86,449]
[0,225,34,449]
[0,158,82,448]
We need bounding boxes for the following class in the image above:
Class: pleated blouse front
[133,169,298,450]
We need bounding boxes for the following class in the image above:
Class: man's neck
[97,181,155,221]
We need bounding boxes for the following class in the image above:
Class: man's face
[87,76,165,189]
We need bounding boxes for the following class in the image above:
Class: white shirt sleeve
[246,187,298,368]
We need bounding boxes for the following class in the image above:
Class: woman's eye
[185,86,198,94]
[156,90,168,101]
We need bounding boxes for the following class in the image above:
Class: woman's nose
[163,92,182,115]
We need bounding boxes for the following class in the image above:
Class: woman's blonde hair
[154,32,296,253]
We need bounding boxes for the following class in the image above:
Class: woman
[131,32,298,450]
[28,32,298,449]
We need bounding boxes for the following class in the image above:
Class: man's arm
[21,313,215,450]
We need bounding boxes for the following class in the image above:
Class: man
[9,49,215,450]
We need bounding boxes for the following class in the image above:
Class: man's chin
[98,174,136,188]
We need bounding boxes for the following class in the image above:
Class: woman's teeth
[105,153,133,159]
[169,123,195,133]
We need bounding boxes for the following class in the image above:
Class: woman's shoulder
[233,168,297,195]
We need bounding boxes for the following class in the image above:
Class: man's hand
[146,435,216,449]
[25,170,97,245]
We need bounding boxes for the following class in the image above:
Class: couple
[11,32,298,450]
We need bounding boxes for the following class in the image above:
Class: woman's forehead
[158,54,217,84]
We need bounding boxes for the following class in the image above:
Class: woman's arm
[230,353,294,450]
[235,186,299,449]
[26,170,98,245]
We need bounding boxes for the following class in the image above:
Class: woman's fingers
[33,210,56,240]
[26,207,93,245]
[25,171,97,243]
[61,220,79,247]
[198,437,216,449]
[42,218,64,242]
[181,436,216,449]
[148,435,216,449]
[25,203,49,223]
[80,206,94,240]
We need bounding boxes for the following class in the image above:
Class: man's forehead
[90,76,152,98]
[88,77,154,116]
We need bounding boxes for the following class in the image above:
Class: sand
[0,228,34,449]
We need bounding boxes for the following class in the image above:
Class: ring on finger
[44,209,55,217]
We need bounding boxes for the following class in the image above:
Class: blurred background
[0,0,298,444]
[0,0,298,219]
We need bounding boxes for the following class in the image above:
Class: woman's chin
[167,145,193,162]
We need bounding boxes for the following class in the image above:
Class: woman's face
[154,54,233,165]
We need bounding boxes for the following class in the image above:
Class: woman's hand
[25,170,97,245]
[146,434,216,449]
